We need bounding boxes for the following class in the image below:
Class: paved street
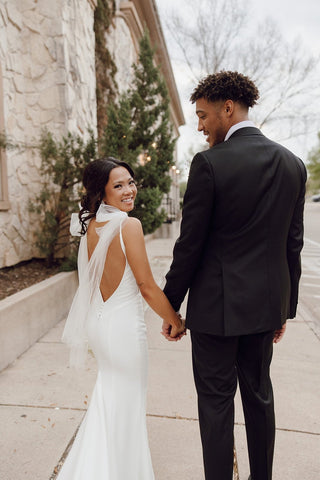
[299,202,320,335]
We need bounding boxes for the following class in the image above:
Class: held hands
[161,315,186,342]
[163,317,287,343]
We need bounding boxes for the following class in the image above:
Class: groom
[162,71,306,480]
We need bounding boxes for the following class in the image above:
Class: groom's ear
[224,100,234,116]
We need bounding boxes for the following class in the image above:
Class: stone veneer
[108,13,137,94]
[0,0,97,267]
[0,0,184,268]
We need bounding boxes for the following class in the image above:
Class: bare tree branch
[163,0,320,141]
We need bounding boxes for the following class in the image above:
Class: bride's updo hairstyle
[79,157,135,234]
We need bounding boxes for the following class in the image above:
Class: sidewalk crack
[234,421,320,436]
[0,402,86,412]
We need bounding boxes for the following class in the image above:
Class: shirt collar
[224,120,255,142]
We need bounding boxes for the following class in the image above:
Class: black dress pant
[191,330,275,480]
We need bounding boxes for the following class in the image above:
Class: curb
[0,271,78,371]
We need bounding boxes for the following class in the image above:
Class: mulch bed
[0,259,61,301]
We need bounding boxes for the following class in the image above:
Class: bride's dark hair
[79,157,135,234]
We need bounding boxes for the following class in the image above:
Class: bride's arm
[122,217,184,335]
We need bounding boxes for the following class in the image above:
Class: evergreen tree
[29,130,97,267]
[101,30,176,234]
[100,95,136,163]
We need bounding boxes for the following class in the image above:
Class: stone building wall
[0,0,184,268]
[108,13,137,94]
[0,0,97,267]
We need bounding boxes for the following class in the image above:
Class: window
[0,62,9,210]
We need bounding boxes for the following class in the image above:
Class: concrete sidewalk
[0,232,319,479]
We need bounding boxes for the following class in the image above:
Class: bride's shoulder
[122,216,143,238]
[122,217,146,255]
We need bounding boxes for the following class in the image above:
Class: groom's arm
[286,158,307,318]
[163,152,215,311]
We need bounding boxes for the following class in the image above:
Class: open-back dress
[57,204,155,480]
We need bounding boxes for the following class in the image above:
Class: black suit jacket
[164,127,307,336]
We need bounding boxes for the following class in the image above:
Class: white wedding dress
[57,205,155,480]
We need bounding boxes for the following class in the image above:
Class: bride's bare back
[86,215,182,337]
[87,219,126,302]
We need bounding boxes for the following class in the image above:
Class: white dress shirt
[224,120,255,142]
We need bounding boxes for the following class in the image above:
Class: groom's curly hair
[190,71,259,108]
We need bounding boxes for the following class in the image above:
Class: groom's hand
[161,320,186,342]
[170,319,186,339]
[161,321,171,339]
[273,322,286,343]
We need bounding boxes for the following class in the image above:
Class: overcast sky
[155,0,320,174]
[252,0,319,50]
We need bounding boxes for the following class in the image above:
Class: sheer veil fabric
[62,203,127,368]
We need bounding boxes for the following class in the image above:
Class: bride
[57,157,185,480]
